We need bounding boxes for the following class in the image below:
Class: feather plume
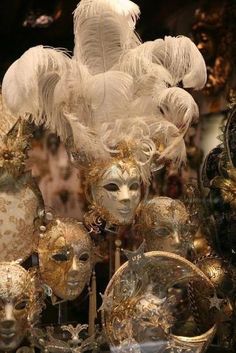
[74,0,140,74]
[148,118,187,167]
[130,96,156,116]
[117,49,173,88]
[64,112,109,161]
[74,13,129,74]
[2,46,71,118]
[87,71,134,123]
[153,86,199,132]
[152,36,207,90]
[118,35,206,90]
[74,0,140,25]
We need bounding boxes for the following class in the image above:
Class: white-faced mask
[91,162,141,225]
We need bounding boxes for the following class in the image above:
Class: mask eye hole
[79,252,89,262]
[129,182,140,191]
[103,183,119,192]
[15,299,29,311]
[51,249,71,262]
[155,227,171,237]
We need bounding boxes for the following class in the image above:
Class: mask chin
[0,333,24,352]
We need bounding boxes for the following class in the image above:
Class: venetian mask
[88,159,142,226]
[0,262,42,352]
[102,251,216,353]
[135,197,191,257]
[38,218,93,301]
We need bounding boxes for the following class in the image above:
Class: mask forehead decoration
[38,218,94,301]
[135,197,191,257]
[0,262,43,352]
[102,251,216,353]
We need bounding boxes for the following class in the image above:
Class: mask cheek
[132,190,141,207]
[14,311,28,337]
[77,262,91,286]
[40,256,71,296]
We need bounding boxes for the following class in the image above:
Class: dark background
[0,0,200,80]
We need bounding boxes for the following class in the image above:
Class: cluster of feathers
[2,0,207,171]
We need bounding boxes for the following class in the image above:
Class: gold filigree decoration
[0,119,32,178]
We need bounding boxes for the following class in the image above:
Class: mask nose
[0,303,15,330]
[68,257,79,277]
[119,185,130,203]
[172,231,181,245]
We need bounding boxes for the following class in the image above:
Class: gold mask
[0,262,42,352]
[38,218,93,301]
[135,197,191,257]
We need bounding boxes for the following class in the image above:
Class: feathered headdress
[2,0,206,173]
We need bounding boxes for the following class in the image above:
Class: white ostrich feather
[74,0,140,25]
[117,50,173,89]
[74,13,130,74]
[152,36,207,89]
[148,118,187,167]
[64,112,109,161]
[119,35,206,90]
[2,46,71,119]
[87,71,134,123]
[130,96,156,116]
[74,0,140,74]
[153,86,199,132]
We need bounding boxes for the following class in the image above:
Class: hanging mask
[135,197,191,257]
[102,251,216,353]
[0,262,43,352]
[38,218,93,301]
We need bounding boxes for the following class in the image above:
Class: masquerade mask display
[102,251,216,353]
[0,262,42,352]
[135,197,191,257]
[38,218,93,301]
